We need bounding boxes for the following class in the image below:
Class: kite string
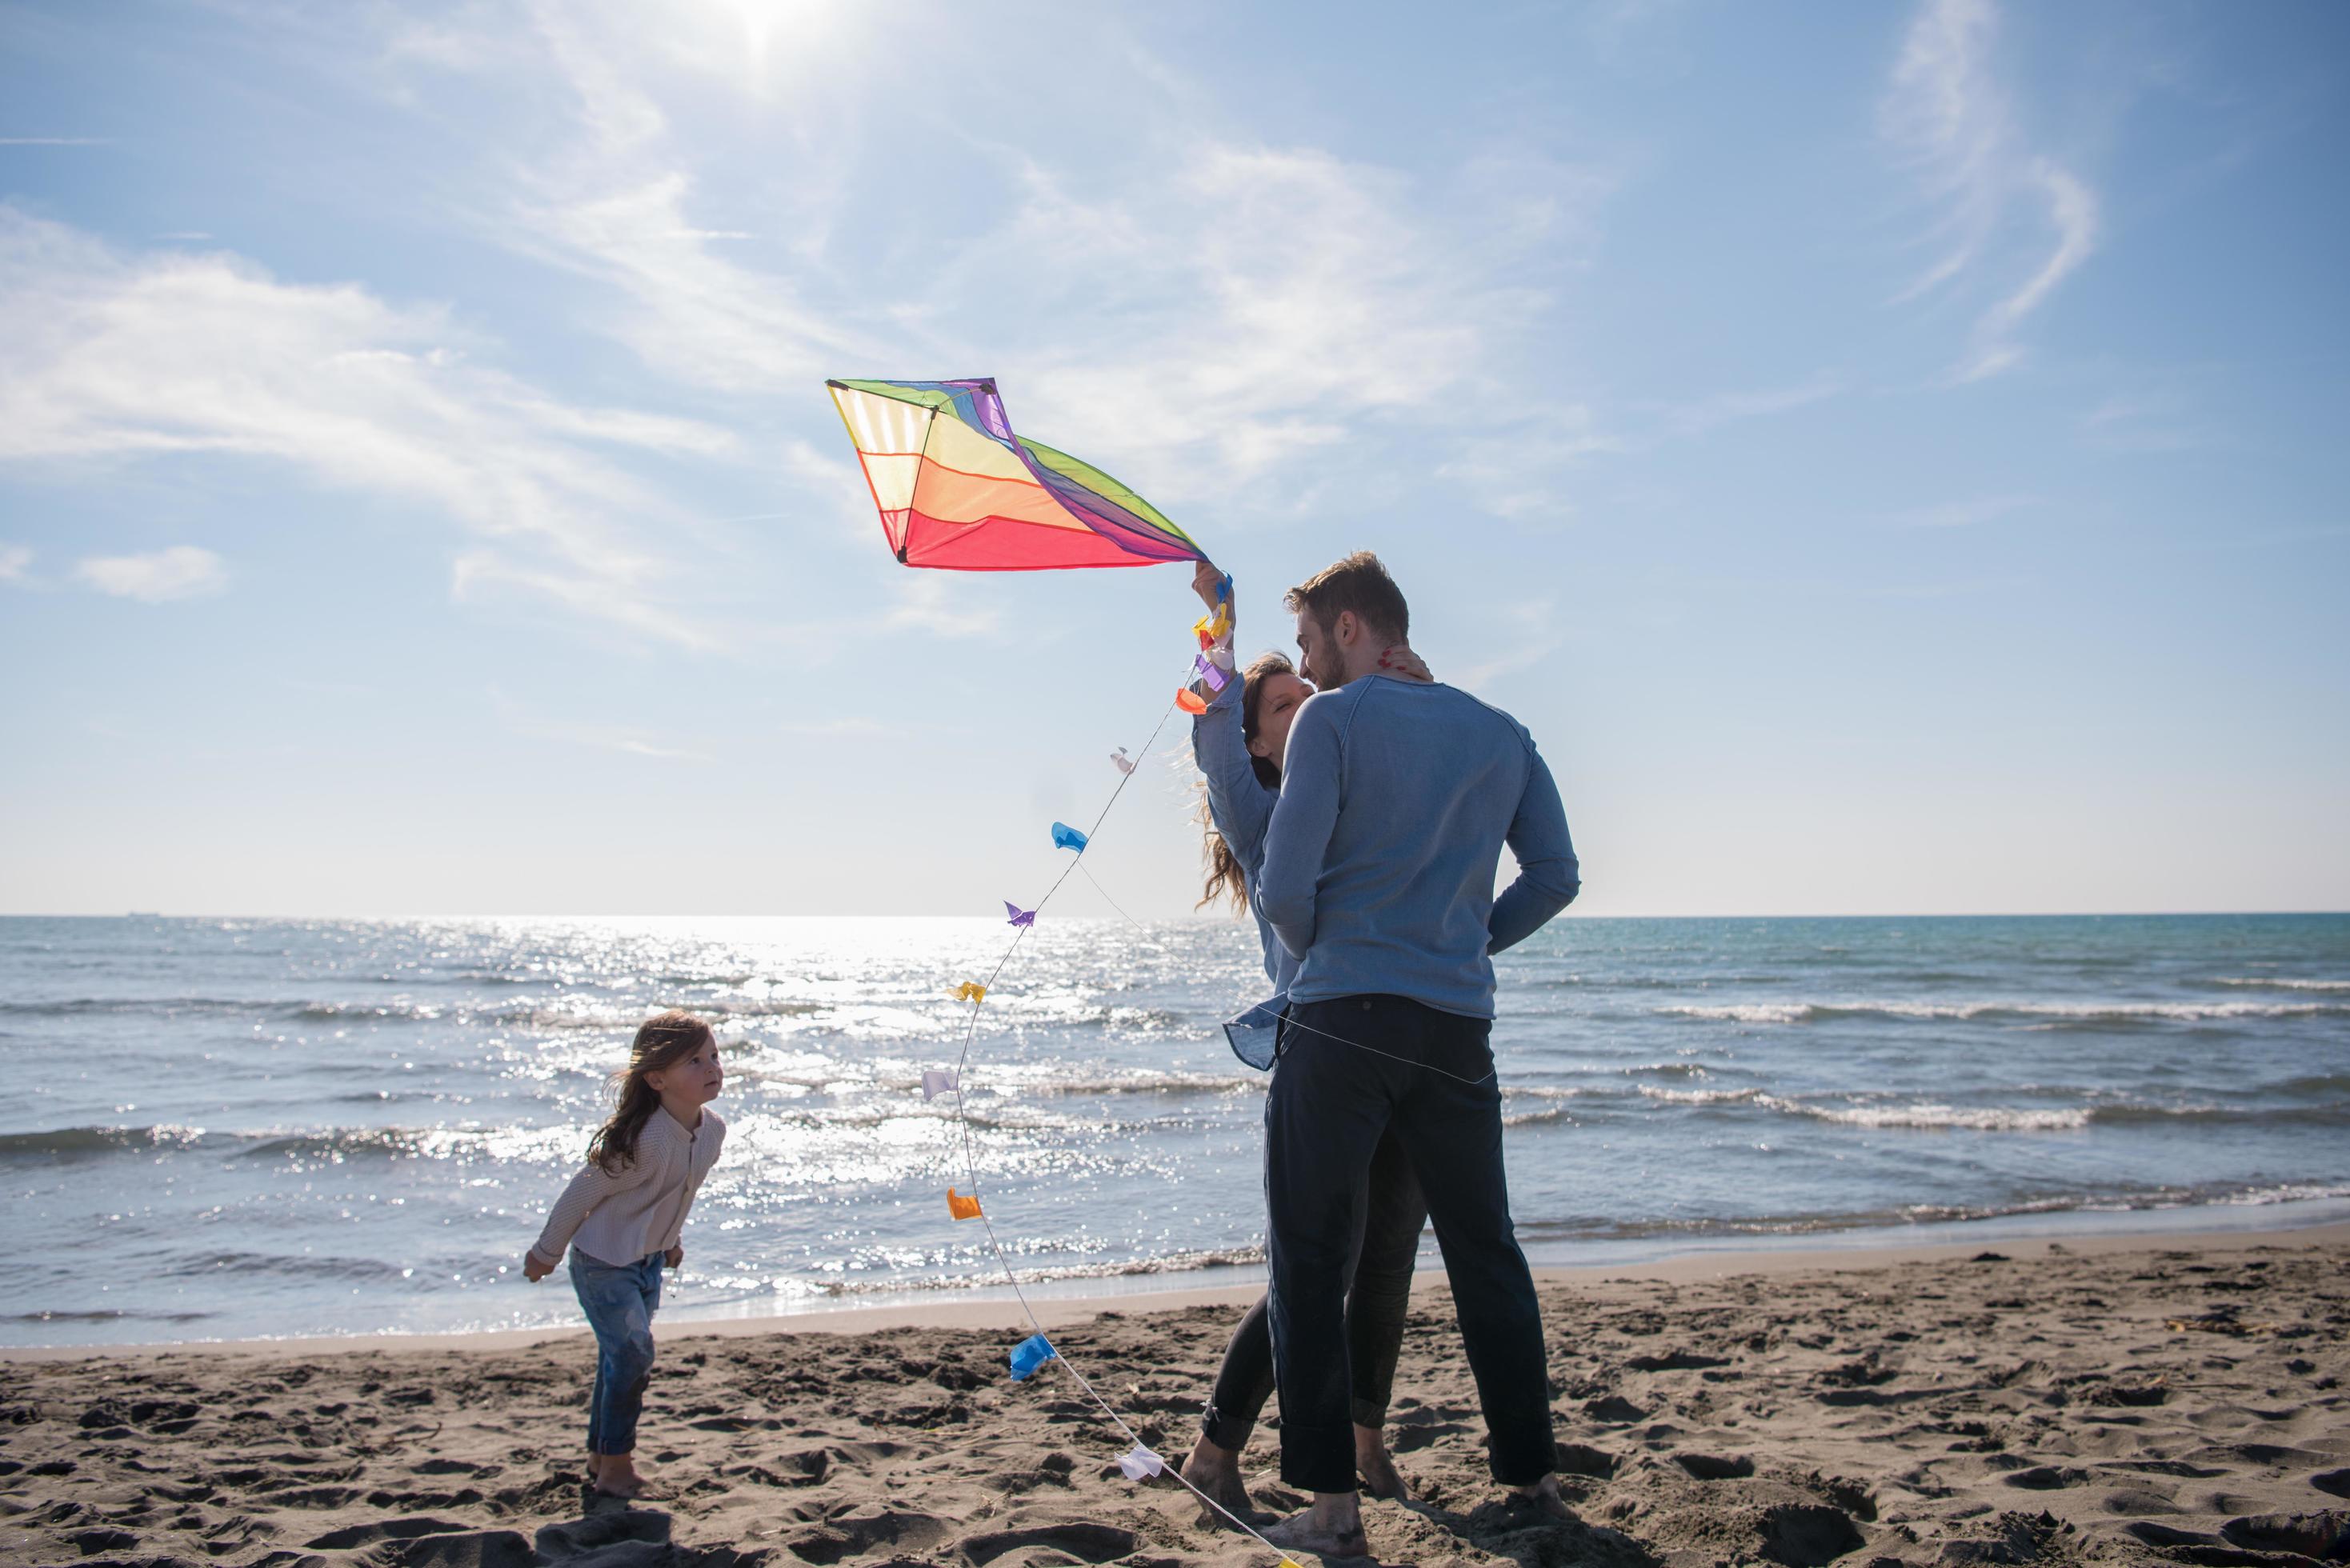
[939,681,1295,1558]
[935,657,1491,1556]
[1250,1006,1499,1088]
[1075,861,1149,934]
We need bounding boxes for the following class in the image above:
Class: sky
[2,0,2345,919]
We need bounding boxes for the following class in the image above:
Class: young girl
[524,1010,727,1499]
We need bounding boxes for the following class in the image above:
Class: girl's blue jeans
[570,1248,664,1457]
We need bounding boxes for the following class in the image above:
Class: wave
[990,1071,1254,1098]
[1613,1090,2350,1133]
[0,1122,571,1165]
[1511,1180,2350,1243]
[1659,998,2345,1026]
[1637,1085,1765,1106]
[0,996,298,1018]
[1749,1097,2350,1133]
[2206,977,2350,992]
[164,1250,417,1282]
[0,994,837,1028]
[1,1307,213,1325]
[763,1245,1272,1301]
[1764,1098,2092,1132]
[0,1124,210,1157]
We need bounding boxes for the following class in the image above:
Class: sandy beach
[5,1225,2345,1568]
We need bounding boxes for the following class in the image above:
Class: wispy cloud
[777,437,880,544]
[1439,417,1618,522]
[0,206,735,644]
[0,543,30,582]
[779,716,910,741]
[1893,493,2040,528]
[507,171,866,394]
[1452,598,1567,689]
[1648,374,1847,440]
[2079,390,2215,454]
[74,545,227,602]
[1439,374,1840,521]
[363,4,1619,528]
[488,687,712,762]
[956,138,1611,518]
[880,575,1004,640]
[1880,0,2100,381]
[398,2,872,395]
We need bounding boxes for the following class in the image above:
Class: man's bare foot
[1263,1496,1369,1559]
[1178,1434,1257,1526]
[1506,1472,1571,1521]
[1354,1425,1410,1502]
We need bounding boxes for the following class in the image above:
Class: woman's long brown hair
[1199,651,1299,912]
[586,1010,715,1174]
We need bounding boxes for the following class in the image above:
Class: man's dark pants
[1264,994,1555,1494]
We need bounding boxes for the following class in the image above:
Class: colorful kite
[827,378,1207,571]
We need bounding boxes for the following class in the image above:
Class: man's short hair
[1284,550,1409,642]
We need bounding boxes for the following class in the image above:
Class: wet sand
[3,1226,2345,1567]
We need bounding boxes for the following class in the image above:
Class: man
[1251,550,1579,1556]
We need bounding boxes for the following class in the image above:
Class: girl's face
[649,1038,724,1106]
[1247,672,1315,772]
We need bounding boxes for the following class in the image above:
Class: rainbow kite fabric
[827,378,1206,571]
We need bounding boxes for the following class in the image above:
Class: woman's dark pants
[1200,1128,1424,1451]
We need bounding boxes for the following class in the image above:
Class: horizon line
[5,908,2347,922]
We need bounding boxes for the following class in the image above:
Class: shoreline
[10,1206,2344,1365]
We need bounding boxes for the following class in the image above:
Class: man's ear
[1332,609,1359,647]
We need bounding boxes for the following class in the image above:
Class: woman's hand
[1379,645,1435,684]
[666,1243,685,1269]
[1191,560,1226,611]
[523,1251,553,1282]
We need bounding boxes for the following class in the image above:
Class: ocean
[3,913,2345,1347]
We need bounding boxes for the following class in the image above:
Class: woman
[1180,561,1431,1518]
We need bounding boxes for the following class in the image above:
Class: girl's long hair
[586,1010,715,1175]
[1199,651,1300,912]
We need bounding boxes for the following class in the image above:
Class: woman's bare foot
[1506,1473,1572,1521]
[1354,1425,1410,1502]
[1178,1434,1257,1526]
[1263,1502,1370,1559]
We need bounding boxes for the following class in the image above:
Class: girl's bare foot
[1178,1434,1257,1525]
[590,1456,647,1499]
